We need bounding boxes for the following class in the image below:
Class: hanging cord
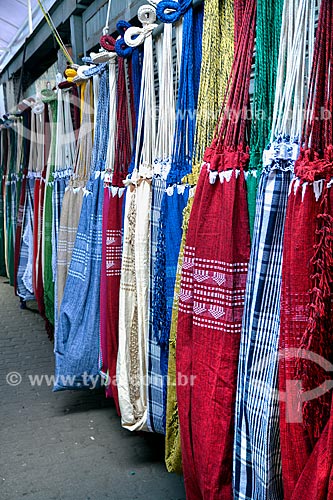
[37,0,73,65]
[213,0,256,154]
[109,55,135,187]
[190,0,234,184]
[41,89,57,185]
[72,81,93,182]
[248,0,284,173]
[303,0,332,152]
[29,100,45,175]
[270,0,317,144]
[166,2,204,185]
[54,88,76,173]
[153,21,176,178]
[129,5,158,178]
[89,67,110,177]
[110,17,143,176]
[54,89,64,171]
[103,0,113,35]
[63,90,76,169]
[15,117,24,174]
[28,108,36,173]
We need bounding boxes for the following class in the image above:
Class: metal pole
[27,0,33,35]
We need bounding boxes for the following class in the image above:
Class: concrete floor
[0,277,185,500]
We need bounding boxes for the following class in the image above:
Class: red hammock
[279,1,333,498]
[176,1,256,498]
[100,41,135,413]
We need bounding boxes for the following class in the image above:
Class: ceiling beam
[0,17,20,29]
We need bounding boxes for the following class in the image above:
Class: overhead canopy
[0,0,56,73]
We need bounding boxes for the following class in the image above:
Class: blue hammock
[54,69,109,391]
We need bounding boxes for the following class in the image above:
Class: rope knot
[64,67,77,84]
[124,6,157,47]
[83,62,108,77]
[114,21,133,57]
[156,0,192,23]
[100,34,116,52]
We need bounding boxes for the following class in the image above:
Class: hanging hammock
[55,66,110,391]
[100,31,135,413]
[14,109,30,296]
[52,85,77,328]
[147,14,180,435]
[0,127,7,278]
[117,4,157,432]
[279,0,333,497]
[165,0,234,473]
[32,96,53,337]
[56,80,93,314]
[152,3,203,428]
[233,1,316,499]
[176,0,256,497]
[16,105,44,302]
[41,89,58,328]
[4,126,16,285]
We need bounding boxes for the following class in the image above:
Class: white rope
[103,0,113,35]
[28,109,36,172]
[124,5,158,48]
[63,90,76,169]
[270,0,318,142]
[15,118,24,174]
[93,74,100,131]
[45,102,56,186]
[55,88,64,171]
[154,21,177,178]
[132,5,157,177]
[55,88,77,172]
[29,100,45,174]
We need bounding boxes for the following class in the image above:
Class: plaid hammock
[14,109,31,295]
[153,184,190,429]
[234,159,292,500]
[147,19,175,435]
[17,175,35,301]
[147,176,166,433]
[149,2,203,434]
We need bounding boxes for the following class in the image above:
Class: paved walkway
[0,277,185,500]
